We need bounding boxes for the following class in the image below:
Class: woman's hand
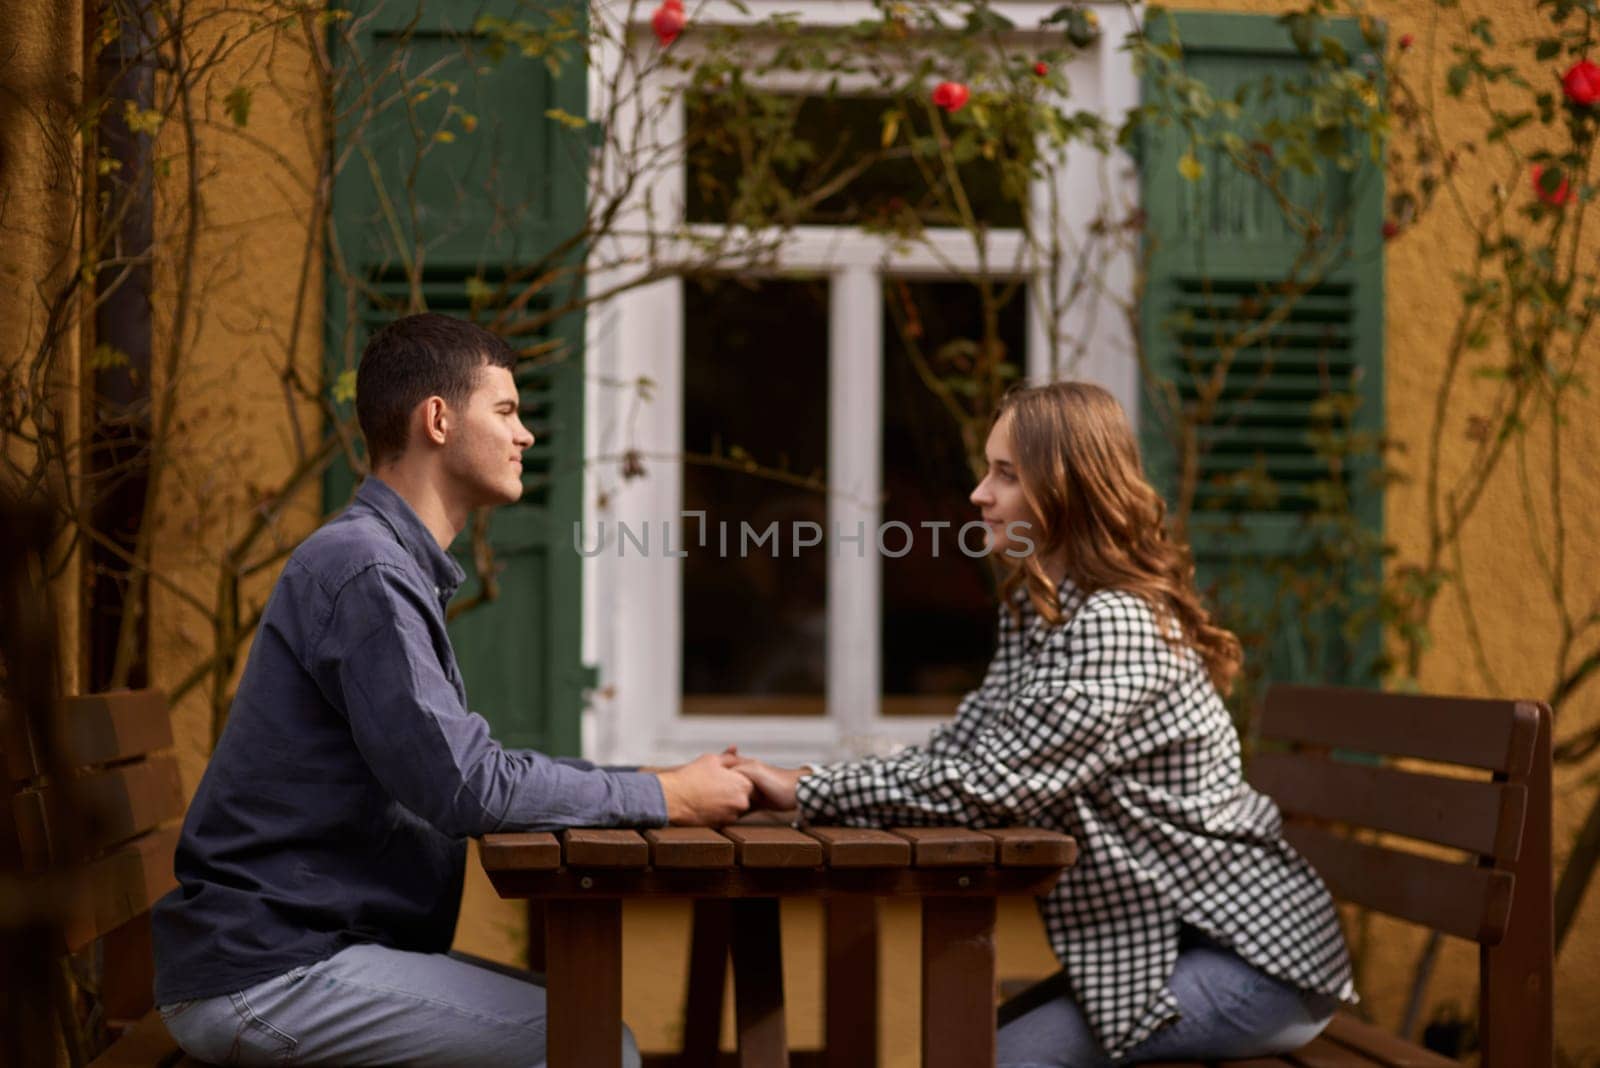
[728,755,808,810]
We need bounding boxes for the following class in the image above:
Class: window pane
[880,281,1026,715]
[686,93,1025,228]
[682,277,829,716]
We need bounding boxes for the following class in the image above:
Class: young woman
[731,381,1354,1067]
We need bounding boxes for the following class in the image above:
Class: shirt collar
[354,477,467,597]
[1026,573,1089,647]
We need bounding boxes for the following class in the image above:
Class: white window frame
[583,0,1141,765]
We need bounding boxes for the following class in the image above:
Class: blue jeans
[996,932,1338,1067]
[157,944,641,1067]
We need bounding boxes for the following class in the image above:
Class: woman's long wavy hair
[994,381,1243,696]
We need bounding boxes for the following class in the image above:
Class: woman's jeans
[996,931,1339,1067]
[158,943,641,1067]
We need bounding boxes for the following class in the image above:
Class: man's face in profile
[440,363,535,508]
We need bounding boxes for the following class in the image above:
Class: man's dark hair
[356,312,518,466]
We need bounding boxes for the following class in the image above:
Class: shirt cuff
[610,769,670,826]
[795,769,839,824]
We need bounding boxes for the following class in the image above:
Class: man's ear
[419,395,450,447]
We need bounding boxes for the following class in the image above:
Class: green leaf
[544,107,587,130]
[225,85,252,128]
[1535,38,1562,60]
[333,369,357,404]
[1282,12,1317,55]
[964,6,1015,33]
[1178,149,1204,181]
[1446,63,1470,96]
[88,343,128,371]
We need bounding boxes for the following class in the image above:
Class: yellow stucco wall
[7,0,1595,1062]
[141,8,328,797]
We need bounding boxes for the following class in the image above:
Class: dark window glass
[682,277,830,716]
[685,93,1026,228]
[880,281,1026,715]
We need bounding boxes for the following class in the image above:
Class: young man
[152,313,752,1066]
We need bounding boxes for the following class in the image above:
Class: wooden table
[480,824,1076,1068]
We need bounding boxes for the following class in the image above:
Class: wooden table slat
[892,827,995,867]
[983,828,1078,867]
[722,826,824,868]
[479,832,561,872]
[805,827,911,868]
[562,829,649,868]
[645,827,736,869]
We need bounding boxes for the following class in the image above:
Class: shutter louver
[1168,277,1362,516]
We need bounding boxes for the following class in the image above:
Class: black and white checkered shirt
[796,578,1356,1058]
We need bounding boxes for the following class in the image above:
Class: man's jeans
[996,931,1339,1067]
[158,943,641,1067]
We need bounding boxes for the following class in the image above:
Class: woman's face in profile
[970,413,1038,561]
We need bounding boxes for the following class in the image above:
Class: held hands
[652,746,810,825]
[655,751,754,826]
[724,746,808,811]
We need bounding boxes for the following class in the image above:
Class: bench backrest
[1,688,182,1025]
[1252,683,1553,1066]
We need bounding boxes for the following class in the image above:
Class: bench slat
[983,829,1078,867]
[63,690,174,769]
[893,827,995,866]
[722,826,824,868]
[562,829,649,868]
[6,690,173,783]
[62,824,180,954]
[479,833,561,872]
[1261,685,1541,775]
[13,755,185,873]
[645,828,735,868]
[1320,1012,1459,1067]
[1285,1033,1389,1066]
[1283,824,1514,943]
[1251,752,1526,861]
[805,827,911,867]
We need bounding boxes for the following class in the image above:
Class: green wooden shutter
[325,1,590,754]
[1138,12,1385,690]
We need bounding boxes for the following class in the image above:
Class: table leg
[921,896,997,1068]
[730,898,788,1068]
[681,899,731,1066]
[546,898,622,1068]
[825,897,878,1068]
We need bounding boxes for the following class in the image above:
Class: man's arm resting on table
[316,564,667,835]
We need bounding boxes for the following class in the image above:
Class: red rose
[1531,163,1573,206]
[1034,61,1049,77]
[1381,219,1400,240]
[931,81,970,112]
[1398,33,1414,50]
[1562,59,1600,106]
[652,0,686,47]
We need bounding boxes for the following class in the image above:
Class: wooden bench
[1148,683,1554,1068]
[1,687,209,1067]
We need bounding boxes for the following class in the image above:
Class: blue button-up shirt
[153,478,666,1003]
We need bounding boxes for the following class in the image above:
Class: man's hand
[729,757,808,810]
[656,752,755,825]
